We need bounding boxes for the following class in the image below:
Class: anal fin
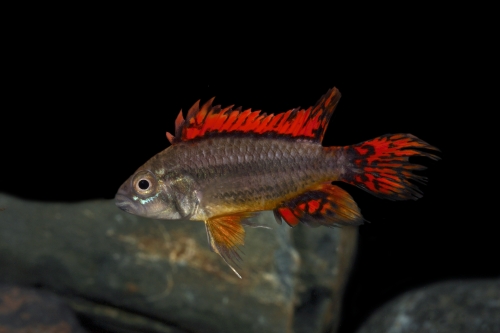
[274,184,364,228]
[205,212,255,278]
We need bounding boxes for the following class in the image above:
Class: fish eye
[132,170,157,196]
[138,179,150,190]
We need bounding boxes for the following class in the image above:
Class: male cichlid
[115,88,439,277]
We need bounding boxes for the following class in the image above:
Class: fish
[115,87,439,277]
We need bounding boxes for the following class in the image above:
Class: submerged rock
[357,279,500,333]
[0,284,87,333]
[0,193,358,333]
[293,224,357,333]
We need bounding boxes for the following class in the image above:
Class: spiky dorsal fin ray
[166,132,175,144]
[175,110,185,137]
[166,110,185,143]
[167,87,341,144]
[186,100,200,122]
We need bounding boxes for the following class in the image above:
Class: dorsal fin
[168,87,341,144]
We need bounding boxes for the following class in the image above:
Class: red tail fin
[340,134,439,200]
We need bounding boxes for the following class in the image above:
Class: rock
[65,296,187,333]
[293,225,358,333]
[357,279,500,333]
[0,284,87,333]
[0,193,358,333]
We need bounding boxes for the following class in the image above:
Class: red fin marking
[229,109,252,131]
[171,87,341,143]
[341,134,440,200]
[290,110,306,136]
[255,114,273,133]
[297,107,315,137]
[212,106,231,129]
[199,104,221,137]
[274,184,364,228]
[239,110,262,132]
[307,199,320,213]
[195,98,215,125]
[220,109,238,131]
[276,110,293,134]
[278,207,300,226]
[264,113,283,130]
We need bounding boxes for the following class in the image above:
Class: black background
[1,8,492,333]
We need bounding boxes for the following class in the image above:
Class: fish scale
[170,137,333,216]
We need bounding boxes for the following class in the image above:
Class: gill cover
[163,173,200,219]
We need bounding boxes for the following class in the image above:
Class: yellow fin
[205,212,254,278]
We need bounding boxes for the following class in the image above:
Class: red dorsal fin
[274,183,364,228]
[168,87,341,144]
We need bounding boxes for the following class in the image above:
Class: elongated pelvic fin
[205,212,255,278]
[341,133,440,200]
[167,87,341,144]
[274,184,364,228]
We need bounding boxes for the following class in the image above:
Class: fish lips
[114,193,136,213]
[115,177,139,214]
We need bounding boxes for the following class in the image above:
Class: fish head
[115,166,184,220]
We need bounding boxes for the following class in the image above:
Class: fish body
[116,88,439,277]
[125,137,335,220]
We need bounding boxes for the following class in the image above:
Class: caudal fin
[340,134,440,200]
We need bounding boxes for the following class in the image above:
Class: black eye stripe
[138,179,150,190]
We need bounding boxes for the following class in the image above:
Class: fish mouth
[115,193,137,213]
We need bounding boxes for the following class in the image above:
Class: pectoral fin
[205,212,255,278]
